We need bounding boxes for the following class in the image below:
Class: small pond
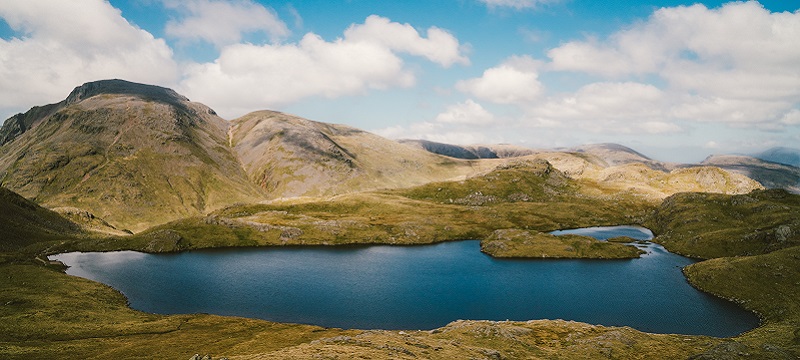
[50,226,758,336]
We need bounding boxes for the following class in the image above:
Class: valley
[1,80,799,359]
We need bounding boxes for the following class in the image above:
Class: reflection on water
[51,226,758,336]
[549,225,653,240]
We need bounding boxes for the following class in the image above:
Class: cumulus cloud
[546,1,800,128]
[163,0,289,47]
[374,100,500,144]
[344,15,469,67]
[525,82,678,134]
[0,0,178,115]
[181,16,469,117]
[456,55,543,104]
[435,100,495,125]
[374,122,495,145]
[478,0,561,10]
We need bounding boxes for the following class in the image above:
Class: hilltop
[0,80,265,232]
[230,111,487,198]
[698,154,800,194]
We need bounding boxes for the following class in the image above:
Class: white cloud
[435,100,495,125]
[373,122,495,145]
[163,0,289,47]
[181,16,469,117]
[343,15,469,67]
[525,82,677,134]
[671,96,794,126]
[780,109,800,125]
[456,55,543,104]
[545,1,800,128]
[479,0,561,10]
[0,0,178,115]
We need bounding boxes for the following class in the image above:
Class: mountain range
[1,79,796,232]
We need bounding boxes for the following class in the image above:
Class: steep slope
[230,111,492,198]
[0,186,83,251]
[399,139,537,159]
[0,80,264,232]
[753,147,800,168]
[698,154,800,194]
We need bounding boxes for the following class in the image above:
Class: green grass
[0,187,85,253]
[481,229,644,259]
[645,189,800,259]
[67,160,652,255]
[3,165,800,358]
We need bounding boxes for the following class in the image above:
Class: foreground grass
[0,264,354,359]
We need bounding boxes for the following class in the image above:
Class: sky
[0,0,798,163]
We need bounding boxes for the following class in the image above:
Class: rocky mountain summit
[0,80,263,231]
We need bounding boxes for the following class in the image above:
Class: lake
[50,226,758,336]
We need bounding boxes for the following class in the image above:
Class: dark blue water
[51,226,758,336]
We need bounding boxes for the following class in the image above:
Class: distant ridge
[400,139,537,159]
[699,154,800,194]
[567,143,671,171]
[230,111,487,198]
[753,147,800,168]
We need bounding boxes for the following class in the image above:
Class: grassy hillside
[230,111,494,199]
[0,187,83,253]
[0,80,265,232]
[646,189,800,259]
[61,159,653,256]
[2,169,800,358]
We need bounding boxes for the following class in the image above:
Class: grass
[645,189,800,259]
[481,229,644,259]
[63,160,654,256]
[2,163,800,358]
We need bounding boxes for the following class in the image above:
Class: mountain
[0,186,83,251]
[0,79,777,232]
[753,147,800,168]
[699,154,800,194]
[0,79,264,232]
[230,111,490,198]
[567,143,672,171]
[399,139,537,159]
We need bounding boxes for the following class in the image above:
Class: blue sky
[1,1,798,162]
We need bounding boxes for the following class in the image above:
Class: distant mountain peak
[570,143,652,160]
[65,79,189,107]
[753,147,800,168]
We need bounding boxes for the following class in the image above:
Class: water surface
[51,226,758,336]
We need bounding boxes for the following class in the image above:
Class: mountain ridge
[0,79,781,231]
